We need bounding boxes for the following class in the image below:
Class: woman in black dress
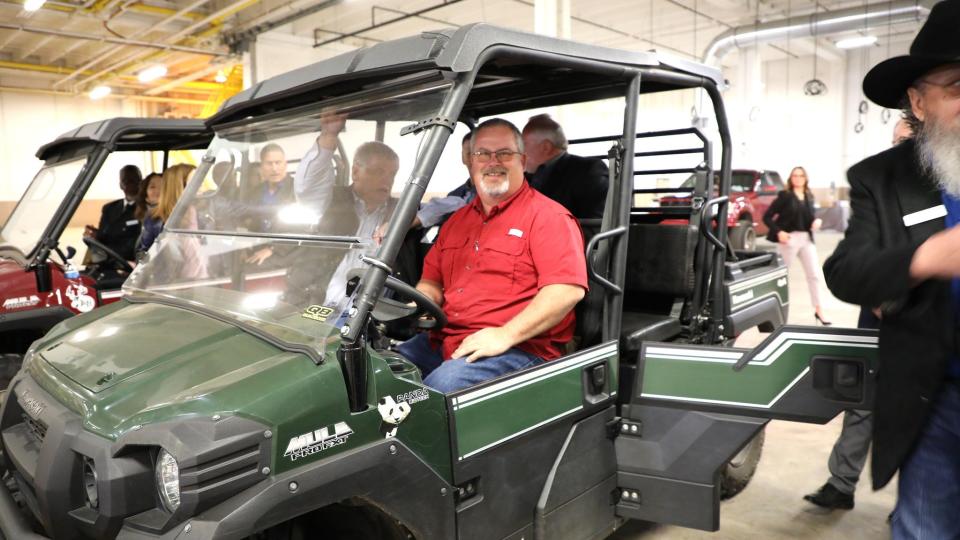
[763,166,831,325]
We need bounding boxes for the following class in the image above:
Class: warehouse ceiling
[0,0,926,107]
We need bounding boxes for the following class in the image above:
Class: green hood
[29,300,340,440]
[40,302,280,393]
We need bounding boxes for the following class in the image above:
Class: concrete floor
[610,230,896,540]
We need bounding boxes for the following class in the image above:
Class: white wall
[0,90,141,203]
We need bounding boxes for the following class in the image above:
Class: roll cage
[204,24,736,411]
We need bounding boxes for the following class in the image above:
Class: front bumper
[0,372,271,539]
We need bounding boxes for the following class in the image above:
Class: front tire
[258,503,410,540]
[0,354,23,390]
[720,428,765,499]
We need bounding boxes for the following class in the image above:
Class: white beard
[917,115,960,197]
[479,176,510,197]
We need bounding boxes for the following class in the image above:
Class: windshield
[1,158,87,256]
[125,78,453,352]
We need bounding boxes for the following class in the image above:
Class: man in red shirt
[395,118,588,393]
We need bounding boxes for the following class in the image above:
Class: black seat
[620,311,682,353]
[618,223,698,353]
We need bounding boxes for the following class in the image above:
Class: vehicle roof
[36,117,211,161]
[208,23,725,128]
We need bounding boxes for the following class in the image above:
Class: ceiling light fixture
[214,70,227,84]
[137,65,168,83]
[836,35,878,49]
[88,86,111,100]
[23,0,45,11]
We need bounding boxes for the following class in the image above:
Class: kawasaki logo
[732,290,755,305]
[283,422,353,461]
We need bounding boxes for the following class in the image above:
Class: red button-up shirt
[422,182,588,361]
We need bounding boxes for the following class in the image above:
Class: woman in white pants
[762,166,831,325]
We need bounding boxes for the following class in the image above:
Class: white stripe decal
[731,291,787,308]
[453,343,616,406]
[641,367,810,409]
[646,346,743,360]
[459,406,582,460]
[728,269,788,291]
[752,332,877,362]
[99,289,125,299]
[647,334,877,367]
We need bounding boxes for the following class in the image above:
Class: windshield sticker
[65,284,95,313]
[302,305,335,323]
[2,295,40,310]
[378,395,412,438]
[283,422,353,462]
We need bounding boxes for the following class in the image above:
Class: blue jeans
[891,382,960,540]
[395,333,544,393]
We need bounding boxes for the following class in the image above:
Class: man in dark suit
[85,164,142,261]
[522,114,608,219]
[823,2,960,537]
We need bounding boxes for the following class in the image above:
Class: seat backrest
[624,223,698,300]
[574,220,605,349]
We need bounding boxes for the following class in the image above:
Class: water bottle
[64,262,80,281]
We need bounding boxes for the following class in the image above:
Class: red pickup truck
[660,169,784,250]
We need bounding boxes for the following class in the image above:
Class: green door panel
[451,342,618,461]
[637,326,878,417]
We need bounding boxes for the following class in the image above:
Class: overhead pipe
[702,0,934,65]
[0,85,208,105]
[0,60,220,92]
[0,23,226,56]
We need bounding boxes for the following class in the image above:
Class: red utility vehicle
[660,169,784,250]
[0,118,210,375]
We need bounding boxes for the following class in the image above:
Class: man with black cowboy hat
[824,0,960,537]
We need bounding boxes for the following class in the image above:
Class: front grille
[21,413,47,444]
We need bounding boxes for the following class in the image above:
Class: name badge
[508,228,523,238]
[125,219,139,227]
[902,205,946,227]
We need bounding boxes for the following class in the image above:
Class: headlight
[82,457,98,509]
[155,449,180,512]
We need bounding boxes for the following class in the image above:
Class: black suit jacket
[823,139,954,489]
[762,190,816,243]
[96,199,141,261]
[529,152,608,219]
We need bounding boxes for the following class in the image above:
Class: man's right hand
[910,225,960,280]
[317,112,348,150]
[83,225,97,238]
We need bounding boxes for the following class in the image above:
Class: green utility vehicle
[0,25,877,540]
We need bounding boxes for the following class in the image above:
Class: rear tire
[720,428,765,499]
[729,220,757,251]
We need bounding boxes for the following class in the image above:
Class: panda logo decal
[377,395,411,438]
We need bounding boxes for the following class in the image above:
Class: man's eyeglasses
[471,150,522,163]
[919,77,960,99]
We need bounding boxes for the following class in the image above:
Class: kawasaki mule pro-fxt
[0,25,877,540]
[0,119,211,386]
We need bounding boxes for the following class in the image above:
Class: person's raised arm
[294,112,347,213]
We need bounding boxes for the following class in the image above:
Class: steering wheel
[83,236,134,274]
[346,268,446,330]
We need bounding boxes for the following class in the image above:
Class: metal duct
[702,0,935,65]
